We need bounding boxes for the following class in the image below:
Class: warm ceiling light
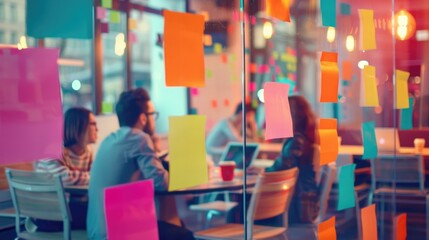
[262,22,273,39]
[393,10,416,41]
[346,35,355,52]
[326,27,336,43]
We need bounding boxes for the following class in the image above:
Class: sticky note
[361,121,378,159]
[221,53,228,63]
[102,102,113,113]
[266,0,290,22]
[128,18,138,30]
[361,65,379,107]
[26,0,93,39]
[340,3,351,15]
[104,180,159,240]
[395,213,407,240]
[168,115,208,191]
[318,119,338,166]
[204,35,213,46]
[128,32,137,44]
[214,43,223,54]
[342,61,352,81]
[264,82,293,140]
[320,52,339,102]
[361,204,378,240]
[0,48,62,165]
[164,10,205,87]
[318,216,337,240]
[101,0,112,9]
[249,63,258,73]
[359,9,376,50]
[100,22,109,33]
[109,10,121,23]
[206,69,213,79]
[395,70,410,109]
[320,0,336,27]
[400,98,413,130]
[337,164,356,210]
[96,6,107,20]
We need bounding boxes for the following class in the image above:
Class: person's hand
[247,166,265,175]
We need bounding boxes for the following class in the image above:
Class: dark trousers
[158,221,195,240]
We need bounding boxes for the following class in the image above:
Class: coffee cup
[414,138,425,153]
[219,161,236,181]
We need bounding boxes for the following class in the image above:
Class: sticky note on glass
[26,0,93,39]
[342,61,352,81]
[394,213,407,240]
[266,0,290,22]
[337,164,356,210]
[320,0,336,27]
[320,52,339,102]
[102,102,113,113]
[318,216,337,240]
[164,10,205,87]
[361,121,378,159]
[318,119,338,165]
[340,3,351,15]
[264,82,293,140]
[168,115,208,191]
[96,6,107,20]
[0,48,62,165]
[359,9,376,50]
[104,180,159,240]
[361,65,379,107]
[395,70,410,109]
[110,10,121,23]
[102,0,112,8]
[129,19,138,30]
[400,98,413,130]
[361,204,378,240]
[213,43,223,54]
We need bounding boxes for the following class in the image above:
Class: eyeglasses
[147,111,159,120]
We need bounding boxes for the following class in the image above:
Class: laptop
[219,142,260,169]
[374,128,414,153]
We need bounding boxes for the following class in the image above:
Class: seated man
[87,88,194,240]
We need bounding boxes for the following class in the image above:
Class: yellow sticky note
[361,204,378,240]
[359,9,376,50]
[318,216,337,240]
[320,52,339,102]
[213,43,223,54]
[204,34,212,46]
[272,51,279,60]
[266,0,290,22]
[168,115,208,191]
[128,18,137,30]
[318,118,338,166]
[395,70,410,109]
[361,65,379,107]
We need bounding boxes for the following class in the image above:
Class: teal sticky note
[400,98,413,130]
[362,121,378,159]
[340,3,351,16]
[101,0,112,9]
[337,164,356,211]
[26,0,93,39]
[277,77,295,94]
[110,10,121,23]
[320,0,337,27]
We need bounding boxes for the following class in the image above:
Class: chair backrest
[6,168,72,240]
[246,167,299,237]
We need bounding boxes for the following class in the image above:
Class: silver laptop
[374,128,413,153]
[219,142,260,169]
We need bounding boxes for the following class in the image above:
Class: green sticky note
[337,164,356,211]
[320,0,336,27]
[340,3,351,15]
[400,98,413,130]
[362,121,378,159]
[26,0,93,39]
[110,10,121,23]
[206,69,213,79]
[102,102,113,113]
[101,0,112,8]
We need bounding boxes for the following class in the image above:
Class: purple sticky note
[264,82,293,140]
[105,180,159,240]
[0,48,62,165]
[100,22,109,33]
[96,6,107,20]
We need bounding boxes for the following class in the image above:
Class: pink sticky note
[128,32,137,44]
[264,82,293,140]
[0,48,62,165]
[249,81,256,92]
[96,6,107,20]
[105,180,159,240]
[190,88,199,96]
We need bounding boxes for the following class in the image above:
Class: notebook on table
[219,142,260,169]
[374,128,414,154]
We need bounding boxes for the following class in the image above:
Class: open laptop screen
[220,143,260,169]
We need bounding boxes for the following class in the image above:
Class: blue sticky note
[340,3,351,15]
[400,98,413,130]
[337,164,356,211]
[362,121,378,159]
[320,0,336,27]
[26,0,93,39]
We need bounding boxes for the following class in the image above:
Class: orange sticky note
[164,10,205,87]
[249,63,258,73]
[320,52,339,103]
[204,34,212,46]
[318,118,338,165]
[319,118,337,129]
[361,65,379,107]
[128,18,137,30]
[318,216,337,240]
[359,9,376,50]
[395,70,410,109]
[221,53,228,63]
[266,0,290,22]
[342,61,352,80]
[395,213,407,240]
[361,204,378,240]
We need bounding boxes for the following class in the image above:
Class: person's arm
[34,158,90,186]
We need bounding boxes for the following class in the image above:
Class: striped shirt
[35,146,93,186]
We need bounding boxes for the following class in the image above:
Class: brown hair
[63,107,92,147]
[289,95,316,144]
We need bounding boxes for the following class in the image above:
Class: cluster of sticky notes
[320,52,339,102]
[164,10,205,87]
[264,82,293,140]
[361,65,379,107]
[395,70,410,109]
[0,48,63,165]
[266,0,291,22]
[400,98,413,130]
[359,9,376,50]
[361,204,378,240]
[168,115,208,191]
[318,216,337,240]
[318,118,339,165]
[361,121,378,159]
[320,0,337,27]
[26,0,93,39]
[337,164,356,210]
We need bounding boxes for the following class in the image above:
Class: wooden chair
[6,168,87,240]
[194,167,299,240]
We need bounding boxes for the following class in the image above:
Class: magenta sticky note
[264,82,293,140]
[100,22,109,33]
[96,6,107,20]
[105,179,159,240]
[249,81,256,92]
[0,48,62,165]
